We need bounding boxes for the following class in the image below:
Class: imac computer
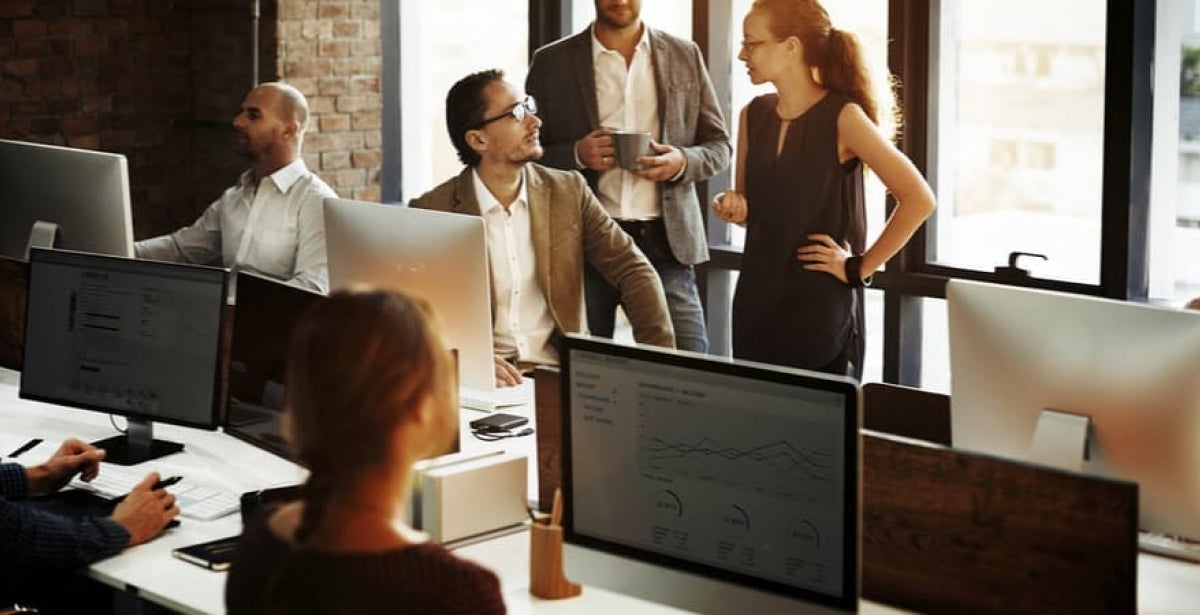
[21,248,228,464]
[0,139,134,260]
[561,335,861,614]
[947,279,1200,543]
[225,271,326,461]
[324,198,508,405]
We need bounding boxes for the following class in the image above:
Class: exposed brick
[321,150,351,170]
[3,58,39,77]
[73,35,106,56]
[352,184,380,202]
[349,75,379,94]
[351,150,380,169]
[331,168,366,187]
[300,19,332,40]
[318,39,349,57]
[0,0,33,18]
[364,131,381,149]
[304,132,334,153]
[351,110,380,130]
[331,20,360,38]
[73,0,108,18]
[67,134,101,149]
[317,2,347,19]
[283,58,332,78]
[95,17,129,35]
[350,39,379,57]
[308,95,335,114]
[13,18,46,37]
[317,76,349,95]
[318,114,350,132]
[18,38,52,57]
[335,95,375,113]
[302,151,320,169]
[63,115,99,135]
[349,2,379,21]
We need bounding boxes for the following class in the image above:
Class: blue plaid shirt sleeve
[0,463,131,568]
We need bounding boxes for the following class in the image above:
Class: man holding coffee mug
[527,0,731,353]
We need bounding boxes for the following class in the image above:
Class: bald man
[137,82,337,292]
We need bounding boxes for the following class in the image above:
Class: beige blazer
[410,164,675,351]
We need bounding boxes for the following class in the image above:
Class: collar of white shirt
[237,159,311,194]
[472,167,529,215]
[590,22,652,59]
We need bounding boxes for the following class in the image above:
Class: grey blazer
[527,27,731,266]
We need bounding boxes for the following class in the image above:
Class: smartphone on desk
[172,535,240,571]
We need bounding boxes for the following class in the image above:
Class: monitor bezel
[560,334,861,612]
[20,247,229,432]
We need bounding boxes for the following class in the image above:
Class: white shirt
[473,169,558,364]
[592,24,661,221]
[135,159,335,293]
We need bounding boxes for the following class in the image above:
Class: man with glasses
[411,69,674,386]
[526,0,731,354]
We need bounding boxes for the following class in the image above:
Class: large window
[397,1,529,201]
[929,0,1107,284]
[1149,0,1200,305]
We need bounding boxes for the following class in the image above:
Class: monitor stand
[92,418,184,465]
[1028,408,1090,473]
[24,220,60,259]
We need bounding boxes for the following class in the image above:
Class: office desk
[4,368,1200,614]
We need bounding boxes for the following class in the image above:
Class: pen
[152,476,183,490]
[550,487,563,527]
[8,438,42,458]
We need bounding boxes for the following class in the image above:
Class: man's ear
[284,119,301,142]
[466,129,487,155]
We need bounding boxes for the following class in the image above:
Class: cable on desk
[109,415,127,435]
[470,426,534,442]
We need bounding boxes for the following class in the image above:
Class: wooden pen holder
[529,521,582,599]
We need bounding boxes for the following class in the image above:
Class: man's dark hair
[446,69,505,167]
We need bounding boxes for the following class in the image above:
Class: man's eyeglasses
[471,95,538,129]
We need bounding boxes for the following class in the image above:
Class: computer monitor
[561,335,861,614]
[225,271,326,461]
[20,248,228,464]
[947,279,1200,541]
[0,139,134,260]
[323,198,494,393]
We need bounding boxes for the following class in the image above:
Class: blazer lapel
[451,167,483,216]
[649,28,669,139]
[572,29,600,128]
[525,167,553,299]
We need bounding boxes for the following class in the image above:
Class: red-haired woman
[714,0,936,377]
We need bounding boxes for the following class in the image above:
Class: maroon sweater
[225,511,506,615]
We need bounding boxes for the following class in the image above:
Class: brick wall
[274,0,382,202]
[0,0,383,239]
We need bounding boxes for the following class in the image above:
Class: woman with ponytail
[225,290,505,614]
[713,0,935,377]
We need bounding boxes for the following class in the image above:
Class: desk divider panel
[862,430,1138,615]
[0,255,29,371]
[533,365,562,513]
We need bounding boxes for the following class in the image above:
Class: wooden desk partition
[863,431,1138,615]
[0,256,29,371]
[862,382,951,446]
[533,365,562,513]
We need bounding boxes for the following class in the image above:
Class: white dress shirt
[473,169,558,364]
[592,25,661,221]
[135,159,336,293]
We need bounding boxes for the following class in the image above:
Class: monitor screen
[225,271,326,461]
[0,139,134,260]
[324,198,494,394]
[947,279,1200,541]
[561,336,860,614]
[21,248,227,463]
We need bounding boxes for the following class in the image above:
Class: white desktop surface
[3,368,1200,614]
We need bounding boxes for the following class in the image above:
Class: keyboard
[460,379,535,411]
[1139,532,1200,562]
[71,465,241,522]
